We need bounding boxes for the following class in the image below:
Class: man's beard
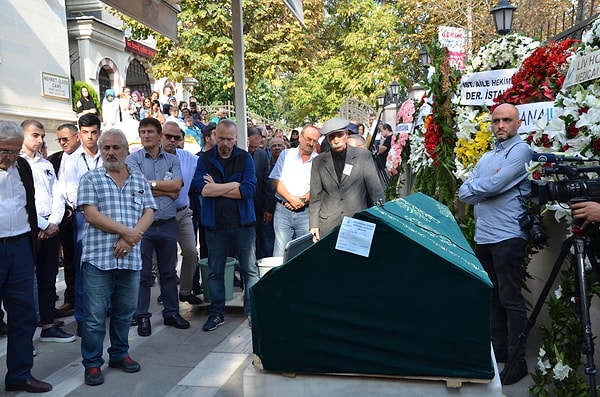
[104,158,123,171]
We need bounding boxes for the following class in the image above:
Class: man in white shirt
[48,123,80,313]
[269,125,320,257]
[60,114,103,337]
[0,120,53,393]
[20,120,75,343]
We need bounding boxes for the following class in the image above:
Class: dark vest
[15,157,38,260]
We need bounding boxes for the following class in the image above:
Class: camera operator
[571,201,600,229]
[458,103,531,385]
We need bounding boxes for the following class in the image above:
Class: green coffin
[250,193,494,379]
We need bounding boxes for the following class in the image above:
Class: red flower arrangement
[493,39,578,109]
[424,113,442,161]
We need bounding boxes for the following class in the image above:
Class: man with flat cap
[309,117,385,241]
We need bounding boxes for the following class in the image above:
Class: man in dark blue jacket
[193,119,259,331]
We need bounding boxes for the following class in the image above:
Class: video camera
[531,153,600,206]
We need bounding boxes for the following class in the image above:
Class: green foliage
[412,40,461,213]
[529,254,600,396]
[71,81,101,115]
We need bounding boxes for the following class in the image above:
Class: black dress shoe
[131,316,138,327]
[179,294,203,305]
[6,376,53,392]
[164,314,190,329]
[137,317,151,337]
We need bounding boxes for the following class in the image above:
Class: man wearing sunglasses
[160,122,202,305]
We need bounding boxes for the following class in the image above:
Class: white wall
[0,0,75,137]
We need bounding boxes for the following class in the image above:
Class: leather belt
[0,232,29,244]
[277,199,308,213]
[176,205,188,212]
[152,217,175,226]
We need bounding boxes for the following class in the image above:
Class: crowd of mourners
[0,84,387,392]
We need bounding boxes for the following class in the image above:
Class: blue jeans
[81,262,140,368]
[0,234,37,386]
[272,202,310,257]
[475,238,528,362]
[205,226,259,318]
[137,219,179,318]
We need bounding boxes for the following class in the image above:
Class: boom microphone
[532,152,589,163]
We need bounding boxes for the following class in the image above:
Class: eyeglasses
[55,137,73,143]
[301,134,317,145]
[164,134,182,141]
[0,149,21,157]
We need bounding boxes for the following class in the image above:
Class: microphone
[532,152,588,163]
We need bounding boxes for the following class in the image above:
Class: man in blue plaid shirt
[77,129,156,386]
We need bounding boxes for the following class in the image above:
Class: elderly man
[193,119,259,331]
[78,129,156,386]
[247,126,276,259]
[309,117,385,241]
[269,125,320,256]
[459,103,531,385]
[0,121,52,393]
[268,137,285,171]
[126,117,189,336]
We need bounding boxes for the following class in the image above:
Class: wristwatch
[151,181,157,190]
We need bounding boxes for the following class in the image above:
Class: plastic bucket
[257,256,283,277]
[198,257,237,302]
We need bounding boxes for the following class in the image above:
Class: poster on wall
[41,72,70,101]
[438,26,466,71]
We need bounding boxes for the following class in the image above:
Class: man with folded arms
[78,129,156,385]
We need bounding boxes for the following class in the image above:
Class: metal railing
[523,0,599,42]
[198,102,287,131]
[339,97,376,126]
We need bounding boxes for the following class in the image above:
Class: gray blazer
[309,145,385,235]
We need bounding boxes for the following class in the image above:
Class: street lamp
[419,47,431,76]
[490,0,516,35]
[390,81,400,102]
[377,93,385,109]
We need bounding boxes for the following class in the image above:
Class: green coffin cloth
[250,193,494,379]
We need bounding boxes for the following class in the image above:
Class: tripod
[506,223,600,395]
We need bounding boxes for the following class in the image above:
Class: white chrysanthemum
[554,285,562,299]
[552,361,572,381]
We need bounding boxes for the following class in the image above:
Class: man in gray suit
[309,117,385,241]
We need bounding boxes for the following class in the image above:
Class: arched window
[99,68,111,98]
[126,59,151,97]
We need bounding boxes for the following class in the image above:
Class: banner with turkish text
[460,69,517,106]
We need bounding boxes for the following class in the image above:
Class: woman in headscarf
[101,88,120,129]
[76,86,98,118]
[130,90,143,120]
